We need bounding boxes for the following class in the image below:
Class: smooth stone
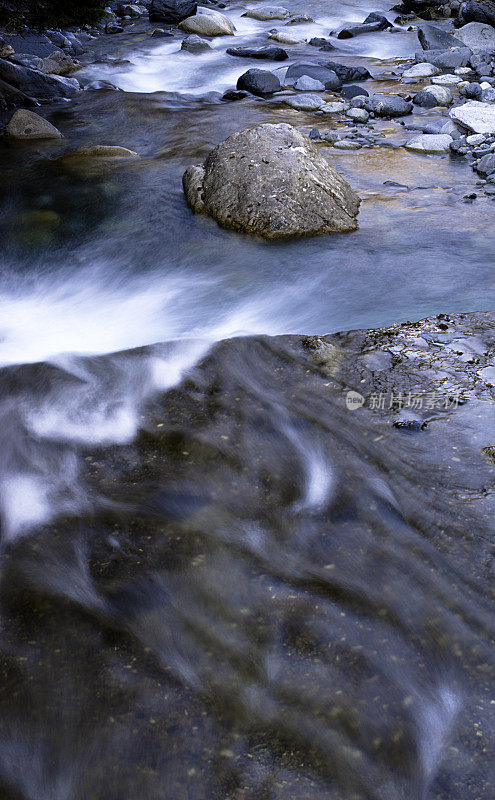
[450,100,495,133]
[346,108,369,122]
[40,50,80,75]
[268,31,306,44]
[286,14,314,24]
[341,84,369,99]
[236,68,281,96]
[320,101,347,113]
[405,133,453,152]
[284,93,325,110]
[105,21,124,34]
[179,8,235,37]
[149,0,197,23]
[332,139,362,149]
[3,108,63,140]
[294,76,325,91]
[414,85,452,107]
[308,37,336,51]
[455,21,495,50]
[417,23,464,50]
[181,34,212,52]
[284,63,341,90]
[431,74,462,85]
[402,62,439,78]
[370,94,413,116]
[57,145,139,176]
[182,122,360,237]
[226,46,288,60]
[243,6,290,21]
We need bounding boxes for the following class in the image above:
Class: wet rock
[459,0,495,26]
[341,84,369,99]
[455,21,495,50]
[284,93,325,110]
[179,8,235,36]
[308,37,336,51]
[2,108,63,140]
[294,75,325,91]
[415,47,472,68]
[450,99,495,132]
[181,34,212,52]
[40,50,80,76]
[268,31,307,44]
[182,122,360,237]
[476,151,495,173]
[0,58,80,103]
[338,12,389,38]
[243,6,290,21]
[286,13,314,24]
[405,133,453,151]
[284,63,342,90]
[226,46,288,60]
[105,21,124,33]
[369,94,413,116]
[402,62,439,78]
[417,23,464,50]
[149,0,197,23]
[222,89,249,101]
[413,84,452,106]
[236,69,281,96]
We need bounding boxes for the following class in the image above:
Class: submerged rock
[2,108,63,140]
[182,122,360,238]
[57,145,139,177]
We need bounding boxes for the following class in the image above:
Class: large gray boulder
[182,122,360,238]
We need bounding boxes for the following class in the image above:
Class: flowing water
[0,1,494,798]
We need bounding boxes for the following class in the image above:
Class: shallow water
[0,3,494,799]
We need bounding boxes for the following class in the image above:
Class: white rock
[3,109,63,140]
[346,108,369,123]
[405,133,453,153]
[431,74,462,86]
[179,8,235,36]
[455,22,495,51]
[423,84,452,106]
[454,67,472,75]
[450,101,495,134]
[402,62,438,79]
[268,30,306,44]
[243,6,290,21]
[466,133,486,145]
[320,101,347,113]
[333,140,362,150]
[284,93,324,110]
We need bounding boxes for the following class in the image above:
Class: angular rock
[450,99,495,132]
[149,0,197,23]
[243,6,290,21]
[0,58,80,102]
[476,152,495,173]
[3,108,63,140]
[181,34,212,52]
[417,23,464,50]
[455,21,495,50]
[226,46,288,60]
[415,48,472,69]
[405,133,453,152]
[40,50,80,76]
[182,122,360,237]
[236,69,281,96]
[284,63,342,90]
[179,8,235,36]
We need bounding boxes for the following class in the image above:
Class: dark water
[0,2,494,798]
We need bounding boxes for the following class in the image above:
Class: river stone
[149,0,197,23]
[341,84,369,99]
[181,34,211,52]
[182,122,360,237]
[417,23,464,50]
[268,31,306,44]
[294,75,325,91]
[284,93,325,110]
[320,101,347,113]
[476,152,495,173]
[40,50,80,76]
[402,63,439,78]
[333,139,362,149]
[370,94,413,116]
[179,8,235,36]
[450,99,495,132]
[405,133,453,152]
[57,145,139,177]
[455,21,495,50]
[415,48,472,69]
[243,6,290,21]
[0,58,80,101]
[414,85,452,107]
[346,107,369,122]
[3,109,63,140]
[431,73,462,85]
[226,46,288,60]
[284,63,341,90]
[459,0,495,26]
[237,68,281,96]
